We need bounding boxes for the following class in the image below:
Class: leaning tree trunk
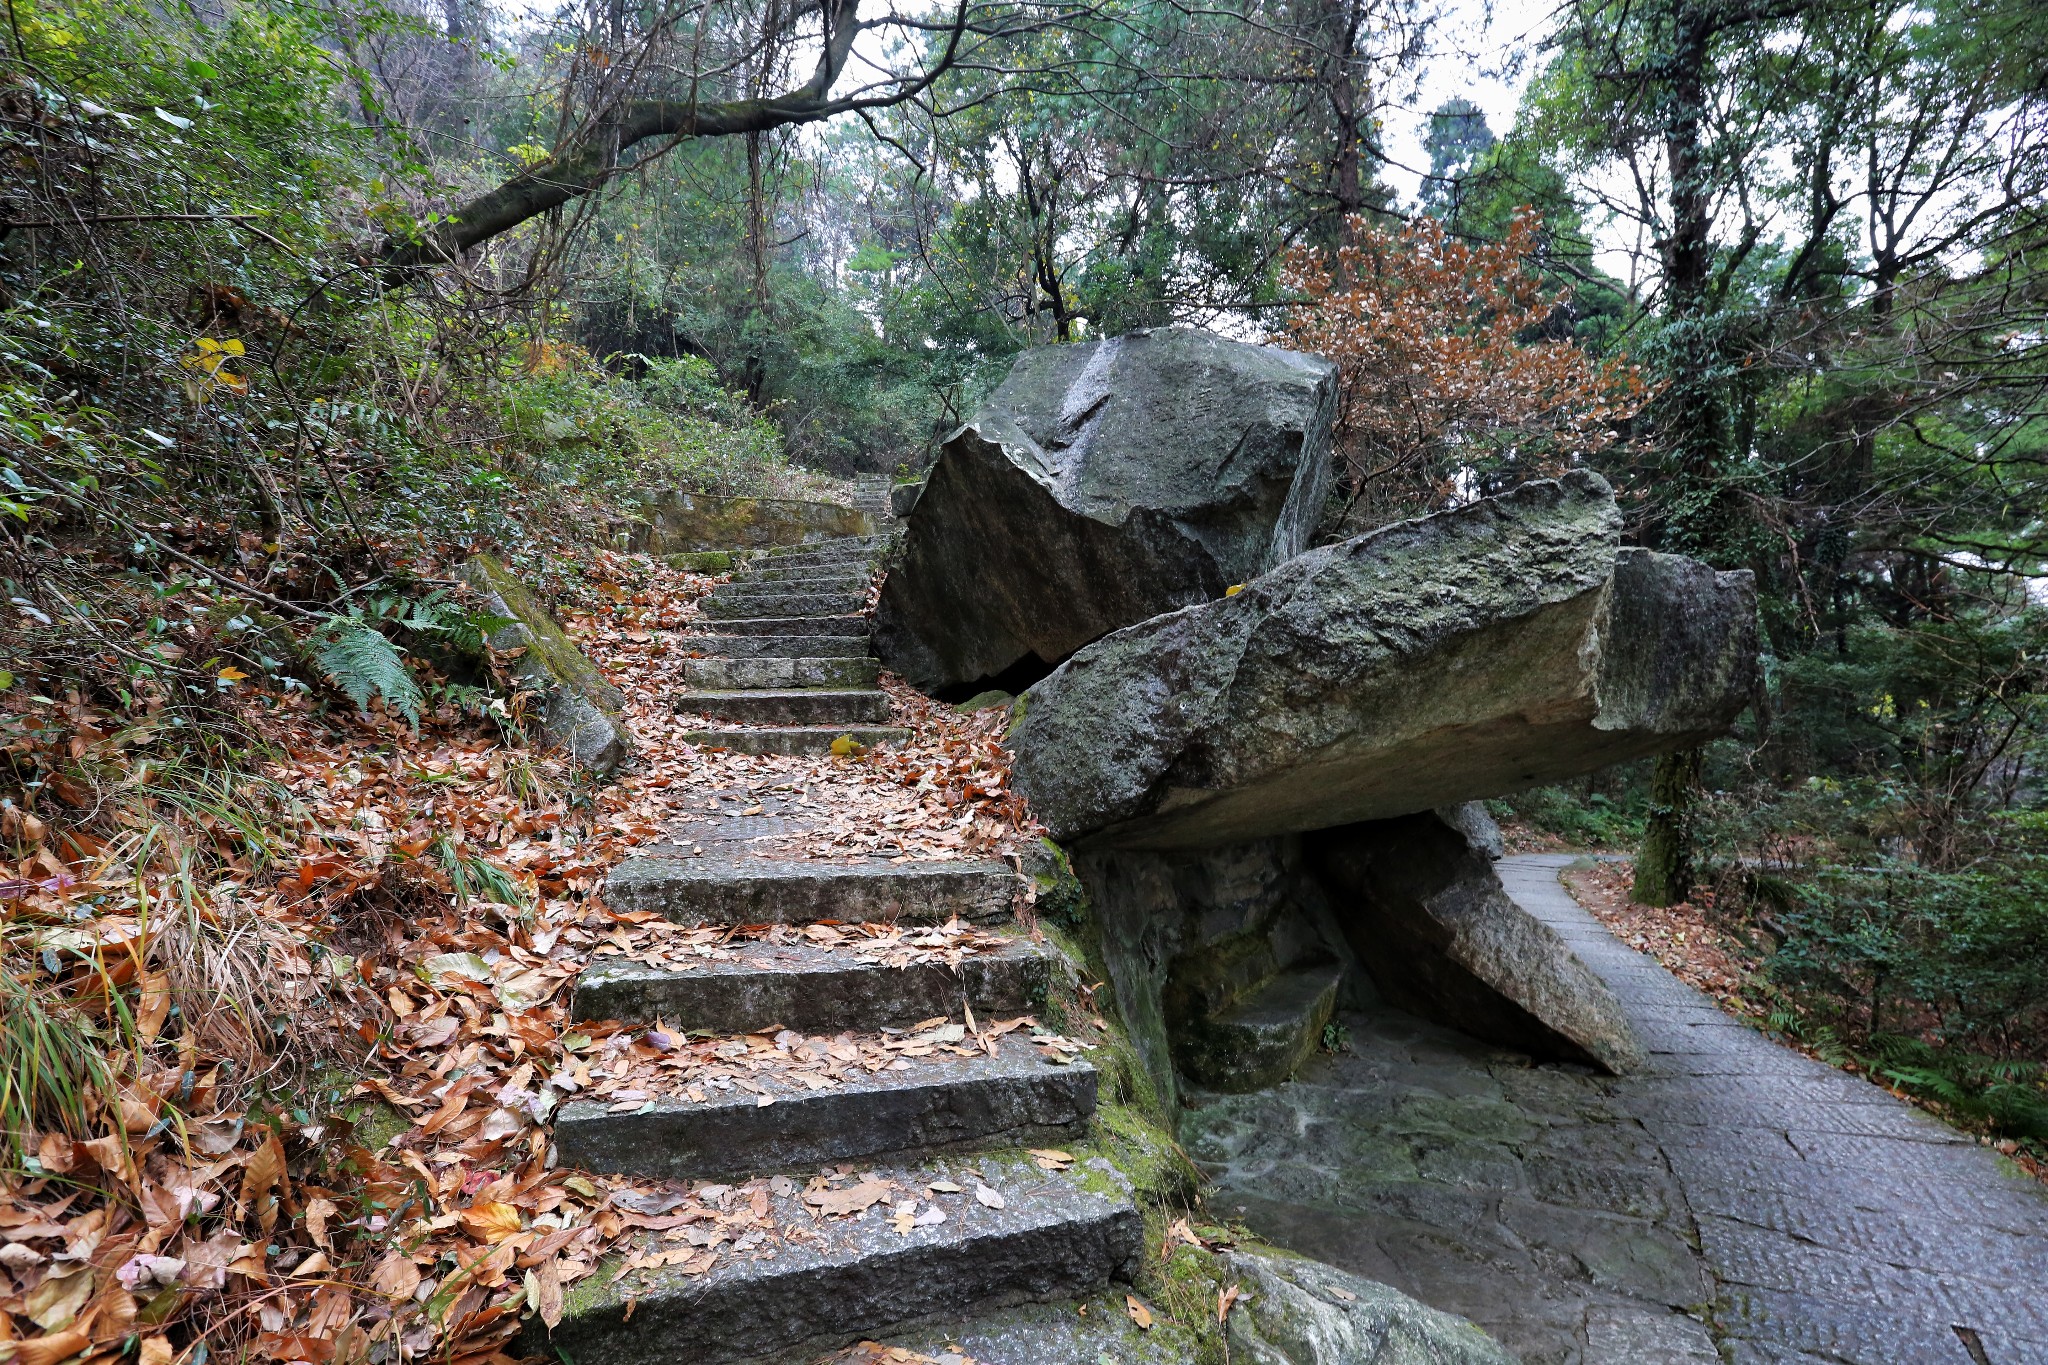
[1634,746,1703,905]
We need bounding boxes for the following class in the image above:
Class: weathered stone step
[745,565,877,588]
[684,656,880,690]
[573,935,1054,1032]
[675,688,891,726]
[605,854,1018,924]
[681,725,910,755]
[700,589,868,620]
[690,613,868,637]
[764,541,890,568]
[686,633,871,659]
[1178,962,1342,1092]
[532,1157,1139,1365]
[555,1034,1096,1180]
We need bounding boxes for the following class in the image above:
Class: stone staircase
[679,534,908,754]
[539,533,1142,1363]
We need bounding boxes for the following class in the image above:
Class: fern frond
[309,615,423,728]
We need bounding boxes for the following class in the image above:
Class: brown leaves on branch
[1280,210,1654,531]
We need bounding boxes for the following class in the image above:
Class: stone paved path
[1503,854,2048,1365]
[1184,855,2048,1365]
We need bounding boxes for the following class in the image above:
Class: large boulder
[1009,472,1757,848]
[460,556,632,775]
[1222,1249,1517,1365]
[1308,812,1644,1072]
[873,327,1337,693]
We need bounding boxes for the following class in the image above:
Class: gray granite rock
[873,327,1336,692]
[1308,812,1644,1073]
[1009,473,1757,848]
[1222,1248,1518,1364]
[459,555,632,774]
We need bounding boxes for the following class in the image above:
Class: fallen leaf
[1027,1148,1073,1171]
[291,1250,335,1278]
[459,1202,523,1243]
[368,1253,421,1302]
[1218,1283,1240,1323]
[25,1265,94,1329]
[804,1178,894,1218]
[535,1254,567,1327]
[972,1184,1004,1210]
[1126,1294,1153,1329]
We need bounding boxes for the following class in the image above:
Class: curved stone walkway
[1184,854,2048,1365]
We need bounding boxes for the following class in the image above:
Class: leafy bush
[1489,778,1649,846]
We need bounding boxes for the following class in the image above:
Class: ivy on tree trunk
[1634,746,1703,905]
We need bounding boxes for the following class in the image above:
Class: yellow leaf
[1225,583,1245,597]
[195,337,222,353]
[1126,1294,1153,1329]
[829,734,862,757]
[217,665,249,682]
[458,1201,524,1243]
[221,338,246,356]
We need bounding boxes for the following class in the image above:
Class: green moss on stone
[664,550,738,573]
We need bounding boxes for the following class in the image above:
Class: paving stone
[682,655,880,689]
[554,1035,1097,1180]
[1716,1284,1983,1363]
[532,1156,1139,1365]
[572,934,1054,1033]
[679,724,911,754]
[603,853,1018,924]
[1582,1301,1720,1363]
[673,687,891,725]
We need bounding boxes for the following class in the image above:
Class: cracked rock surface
[1010,472,1757,848]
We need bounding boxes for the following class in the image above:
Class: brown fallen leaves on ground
[0,545,1049,1364]
[566,1013,1069,1105]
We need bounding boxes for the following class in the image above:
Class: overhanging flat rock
[873,327,1336,693]
[1009,473,1757,848]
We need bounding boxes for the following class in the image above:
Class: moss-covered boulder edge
[459,555,633,776]
[1020,841,1514,1363]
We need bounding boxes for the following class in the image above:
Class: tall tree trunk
[1634,0,1722,906]
[1635,746,1704,905]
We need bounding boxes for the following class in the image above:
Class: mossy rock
[460,555,632,775]
[664,550,740,573]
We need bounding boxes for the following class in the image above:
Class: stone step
[682,725,911,755]
[531,1157,1139,1365]
[690,613,868,637]
[744,565,877,588]
[1176,961,1342,1093]
[573,935,1054,1033]
[763,543,890,569]
[555,1034,1096,1180]
[687,633,871,659]
[675,688,891,726]
[684,656,880,690]
[700,590,868,621]
[604,854,1019,924]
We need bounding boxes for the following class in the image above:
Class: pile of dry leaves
[0,548,1049,1365]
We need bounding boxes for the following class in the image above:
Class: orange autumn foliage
[1279,210,1653,529]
